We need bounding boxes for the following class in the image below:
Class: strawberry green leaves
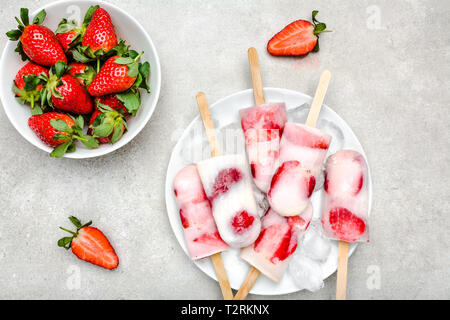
[89,102,127,144]
[311,10,332,52]
[58,216,92,250]
[49,115,99,158]
[6,8,47,61]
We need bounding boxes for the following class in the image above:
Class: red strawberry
[88,55,139,96]
[28,112,98,157]
[328,207,366,242]
[95,94,128,115]
[67,62,96,87]
[267,11,331,56]
[55,19,80,52]
[88,102,127,144]
[40,61,94,114]
[82,7,117,53]
[13,62,49,114]
[58,216,119,270]
[6,8,66,66]
[231,211,255,234]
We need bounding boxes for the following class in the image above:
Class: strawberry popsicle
[240,103,287,193]
[240,204,313,282]
[268,123,332,217]
[173,165,229,260]
[197,154,261,248]
[321,150,369,242]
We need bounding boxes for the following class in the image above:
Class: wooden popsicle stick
[195,92,233,300]
[248,47,266,105]
[305,69,332,128]
[233,267,261,300]
[336,241,349,300]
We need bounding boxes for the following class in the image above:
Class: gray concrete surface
[0,0,449,300]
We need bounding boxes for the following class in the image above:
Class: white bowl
[0,0,161,158]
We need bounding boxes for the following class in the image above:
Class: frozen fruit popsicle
[268,160,316,217]
[240,103,287,193]
[197,155,261,248]
[321,150,369,300]
[279,123,332,179]
[267,118,331,217]
[173,165,229,260]
[240,203,313,282]
[321,150,369,242]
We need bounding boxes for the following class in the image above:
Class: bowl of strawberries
[0,0,161,158]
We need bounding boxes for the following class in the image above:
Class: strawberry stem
[133,51,144,63]
[59,227,77,236]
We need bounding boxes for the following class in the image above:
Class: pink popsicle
[321,150,369,243]
[268,123,332,217]
[240,103,287,193]
[173,165,229,260]
[240,204,313,282]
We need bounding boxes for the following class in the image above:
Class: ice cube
[289,253,324,292]
[300,222,332,262]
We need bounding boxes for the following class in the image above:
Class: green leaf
[92,112,105,126]
[15,42,29,61]
[33,9,46,25]
[115,57,134,65]
[127,62,139,77]
[31,105,43,115]
[57,237,73,249]
[80,135,99,149]
[110,123,124,144]
[138,62,151,92]
[71,49,94,63]
[53,133,69,141]
[83,5,100,24]
[23,75,41,91]
[116,91,141,116]
[128,50,139,59]
[92,121,114,138]
[6,29,21,41]
[20,8,29,26]
[55,19,77,34]
[54,61,67,78]
[74,116,84,129]
[68,216,83,229]
[50,119,71,132]
[315,23,327,32]
[50,142,71,158]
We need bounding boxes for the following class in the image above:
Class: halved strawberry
[267,11,331,56]
[58,216,119,270]
[328,207,366,242]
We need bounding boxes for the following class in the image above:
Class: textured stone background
[0,0,449,299]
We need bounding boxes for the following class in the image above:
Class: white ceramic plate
[0,0,161,158]
[165,88,372,295]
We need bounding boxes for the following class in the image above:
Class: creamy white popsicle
[321,150,369,242]
[240,103,287,193]
[197,155,261,248]
[240,203,313,282]
[268,123,332,217]
[173,165,229,260]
